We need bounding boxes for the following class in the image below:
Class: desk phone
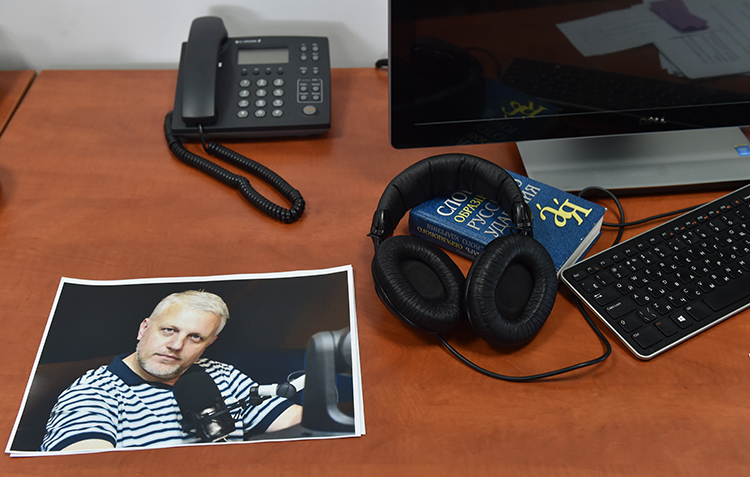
[164,16,317,224]
[170,16,331,139]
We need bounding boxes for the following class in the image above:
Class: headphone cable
[437,296,611,382]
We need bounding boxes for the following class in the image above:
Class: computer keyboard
[562,184,750,359]
[500,58,750,125]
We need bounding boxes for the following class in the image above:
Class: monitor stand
[517,127,750,193]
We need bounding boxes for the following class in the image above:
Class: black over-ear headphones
[368,153,612,381]
[368,153,558,347]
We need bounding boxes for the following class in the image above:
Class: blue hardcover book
[408,170,606,277]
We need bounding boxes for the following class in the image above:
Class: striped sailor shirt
[40,355,294,451]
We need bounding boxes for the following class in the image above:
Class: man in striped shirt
[41,290,303,452]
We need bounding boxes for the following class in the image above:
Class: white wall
[0,1,388,71]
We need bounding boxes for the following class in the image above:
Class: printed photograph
[6,266,363,456]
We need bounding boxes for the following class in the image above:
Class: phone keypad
[232,39,327,123]
[235,72,324,119]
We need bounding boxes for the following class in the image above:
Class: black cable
[164,111,305,224]
[577,186,704,247]
[437,186,704,381]
[578,186,626,246]
[437,296,611,382]
[602,204,703,228]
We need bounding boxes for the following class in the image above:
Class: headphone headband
[369,154,532,247]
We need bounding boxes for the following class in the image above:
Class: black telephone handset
[180,16,227,127]
[165,17,332,224]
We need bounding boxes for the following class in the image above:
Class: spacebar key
[703,274,750,312]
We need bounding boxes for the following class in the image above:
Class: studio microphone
[250,374,305,403]
[173,370,237,442]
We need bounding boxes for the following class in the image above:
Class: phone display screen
[237,48,290,65]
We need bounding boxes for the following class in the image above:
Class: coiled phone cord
[163,111,305,224]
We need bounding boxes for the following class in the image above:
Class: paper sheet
[556,3,678,57]
[557,0,750,79]
[654,0,750,79]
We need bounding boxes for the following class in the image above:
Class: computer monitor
[389,0,750,191]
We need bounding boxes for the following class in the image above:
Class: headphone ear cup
[465,234,557,347]
[372,235,466,333]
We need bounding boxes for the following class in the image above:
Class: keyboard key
[605,297,637,319]
[616,313,643,333]
[655,319,679,337]
[637,306,659,323]
[684,302,712,321]
[670,312,693,329]
[632,326,662,349]
[632,291,652,305]
[593,288,620,306]
[596,258,613,269]
[568,269,587,281]
[695,279,718,293]
[702,273,750,311]
[615,281,635,295]
[579,278,601,294]
[595,270,616,286]
[586,264,602,275]
[609,265,629,279]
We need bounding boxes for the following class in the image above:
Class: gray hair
[149,290,230,334]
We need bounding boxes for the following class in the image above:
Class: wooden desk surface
[0,71,35,136]
[0,68,748,475]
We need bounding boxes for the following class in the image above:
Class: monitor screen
[389,0,750,151]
